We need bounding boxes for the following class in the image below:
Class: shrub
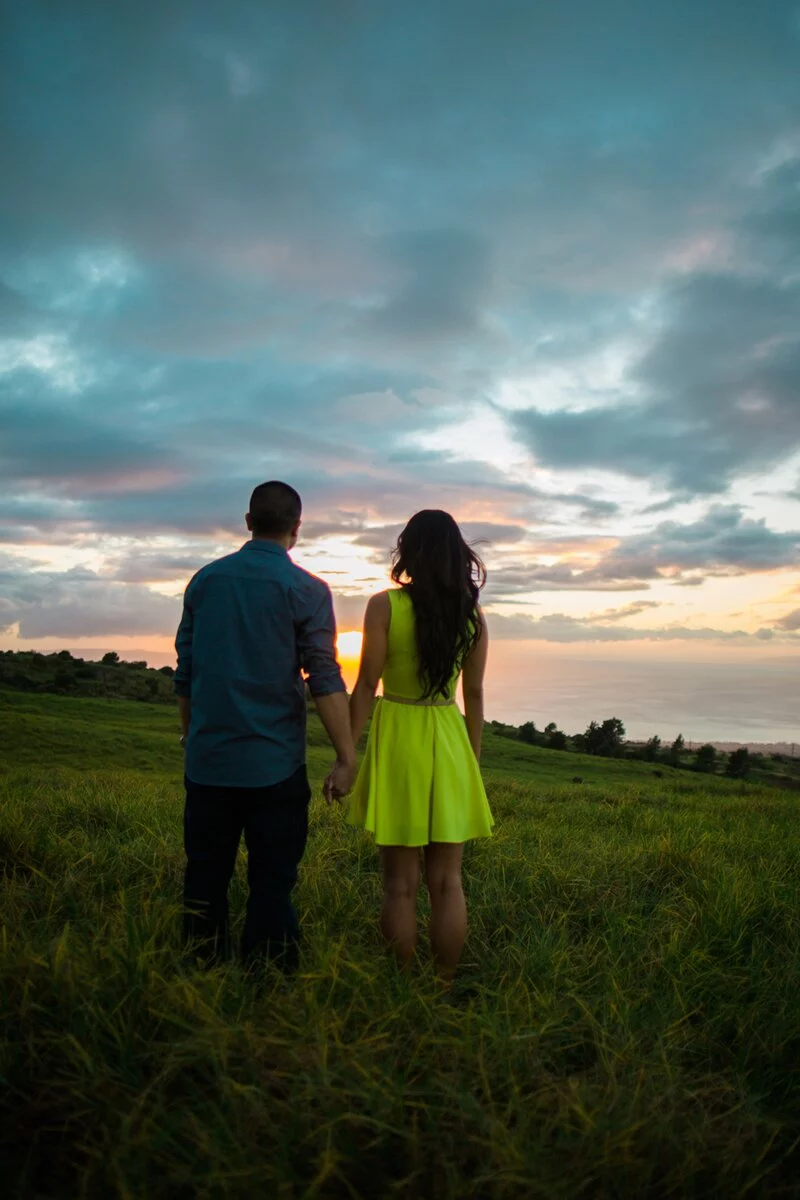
[726,747,751,778]
[695,744,717,773]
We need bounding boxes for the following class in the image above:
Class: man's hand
[323,758,356,804]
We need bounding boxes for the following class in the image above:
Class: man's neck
[250,534,292,550]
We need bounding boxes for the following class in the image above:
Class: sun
[336,630,363,661]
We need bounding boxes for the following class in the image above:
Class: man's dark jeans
[183,765,311,971]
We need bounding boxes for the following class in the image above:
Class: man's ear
[292,518,302,539]
[245,512,253,532]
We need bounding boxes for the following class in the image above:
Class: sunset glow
[336,630,364,662]
[0,4,798,744]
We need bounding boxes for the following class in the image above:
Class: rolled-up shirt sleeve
[297,581,346,697]
[173,580,195,698]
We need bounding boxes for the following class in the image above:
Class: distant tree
[695,743,717,773]
[158,665,175,677]
[125,661,148,670]
[584,721,600,754]
[101,651,120,665]
[544,721,557,735]
[57,649,73,660]
[667,734,685,766]
[643,735,661,762]
[548,729,568,751]
[584,717,626,757]
[518,721,537,745]
[53,668,74,692]
[726,747,751,778]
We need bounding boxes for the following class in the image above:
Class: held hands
[323,757,357,804]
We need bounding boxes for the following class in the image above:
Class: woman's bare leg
[424,842,467,980]
[379,846,422,967]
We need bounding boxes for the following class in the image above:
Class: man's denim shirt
[174,540,345,787]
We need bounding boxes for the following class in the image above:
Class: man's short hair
[248,481,302,538]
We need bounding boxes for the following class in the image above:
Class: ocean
[482,643,799,749]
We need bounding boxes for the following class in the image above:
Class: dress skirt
[346,697,495,847]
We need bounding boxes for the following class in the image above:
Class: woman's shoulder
[369,587,409,608]
[364,590,393,621]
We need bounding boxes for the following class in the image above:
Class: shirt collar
[241,539,289,556]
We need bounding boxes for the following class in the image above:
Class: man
[174,480,356,971]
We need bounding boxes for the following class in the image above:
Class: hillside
[2,688,786,795]
[0,648,175,704]
[2,649,797,790]
[1,692,799,1197]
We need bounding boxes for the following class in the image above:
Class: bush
[695,744,717,773]
[584,718,626,757]
[726,748,751,779]
[53,668,75,692]
[643,736,661,762]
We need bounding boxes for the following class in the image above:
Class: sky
[1,1,799,742]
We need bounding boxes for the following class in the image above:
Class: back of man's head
[248,481,302,538]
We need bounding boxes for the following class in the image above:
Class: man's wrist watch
[180,734,187,747]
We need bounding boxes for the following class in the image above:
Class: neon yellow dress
[347,588,494,846]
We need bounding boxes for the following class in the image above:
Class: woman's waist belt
[381,692,455,708]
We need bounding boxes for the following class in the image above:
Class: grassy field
[1,690,799,1197]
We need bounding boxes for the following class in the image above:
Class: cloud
[0,398,176,488]
[486,611,794,644]
[1,1,800,651]
[0,556,181,638]
[512,276,800,496]
[588,601,662,622]
[598,505,800,576]
[510,136,800,498]
[99,550,215,583]
[482,564,652,600]
[353,520,528,553]
[775,608,800,631]
[367,229,494,346]
[477,506,800,599]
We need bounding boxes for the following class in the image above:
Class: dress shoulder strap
[387,587,411,610]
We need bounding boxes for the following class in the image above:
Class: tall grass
[1,696,799,1196]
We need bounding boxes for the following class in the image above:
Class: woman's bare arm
[462,609,488,761]
[349,591,391,744]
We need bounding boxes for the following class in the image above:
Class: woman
[345,509,494,980]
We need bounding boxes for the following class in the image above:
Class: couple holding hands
[175,481,493,980]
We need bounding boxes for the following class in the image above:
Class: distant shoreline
[628,739,796,756]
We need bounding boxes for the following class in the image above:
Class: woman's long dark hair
[390,510,486,699]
